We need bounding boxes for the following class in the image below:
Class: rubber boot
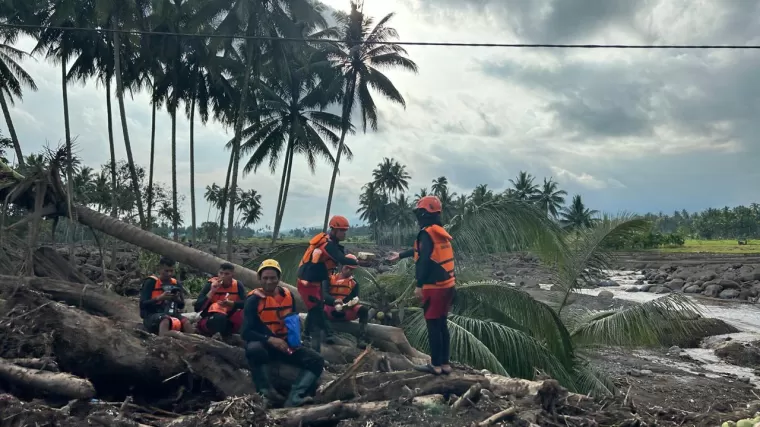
[250,365,285,406]
[356,322,368,349]
[284,370,320,408]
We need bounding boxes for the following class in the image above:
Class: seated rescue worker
[243,259,324,408]
[194,263,247,337]
[139,257,193,336]
[297,215,360,350]
[323,254,370,348]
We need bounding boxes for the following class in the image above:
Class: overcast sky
[6,0,760,230]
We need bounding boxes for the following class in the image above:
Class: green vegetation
[656,239,760,254]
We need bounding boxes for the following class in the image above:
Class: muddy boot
[284,370,319,408]
[356,322,368,349]
[250,365,285,407]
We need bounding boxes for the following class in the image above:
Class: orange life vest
[207,278,241,314]
[328,273,356,300]
[299,233,337,271]
[148,275,178,299]
[249,287,294,339]
[413,224,456,290]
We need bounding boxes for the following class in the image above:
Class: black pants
[304,305,330,336]
[143,313,184,335]
[426,316,450,367]
[245,341,324,376]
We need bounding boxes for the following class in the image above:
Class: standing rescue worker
[194,263,247,337]
[139,257,194,335]
[323,254,370,348]
[243,259,324,408]
[297,215,359,350]
[388,195,455,375]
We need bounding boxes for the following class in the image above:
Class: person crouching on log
[194,263,247,338]
[388,195,455,376]
[243,259,324,408]
[139,257,194,336]
[323,254,370,349]
[297,215,359,351]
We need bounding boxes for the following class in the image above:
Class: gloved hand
[346,297,359,307]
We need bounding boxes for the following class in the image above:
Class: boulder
[683,285,701,294]
[719,289,741,299]
[598,290,614,298]
[597,280,619,287]
[625,286,639,292]
[639,284,655,292]
[653,286,671,294]
[665,278,685,291]
[718,279,741,290]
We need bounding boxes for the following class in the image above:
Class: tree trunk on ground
[189,88,197,244]
[113,21,146,229]
[0,357,95,399]
[322,77,356,232]
[106,77,118,271]
[147,91,157,228]
[33,246,94,285]
[0,91,23,169]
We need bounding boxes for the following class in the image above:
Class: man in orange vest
[388,195,455,376]
[323,254,370,348]
[194,263,248,338]
[243,259,324,408]
[297,215,360,350]
[139,257,193,335]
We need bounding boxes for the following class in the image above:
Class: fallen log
[353,371,490,402]
[33,246,95,285]
[269,395,445,427]
[6,357,59,372]
[453,382,482,410]
[0,274,139,323]
[0,357,95,399]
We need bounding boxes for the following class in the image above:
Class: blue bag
[284,314,302,348]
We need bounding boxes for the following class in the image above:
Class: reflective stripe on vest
[207,279,241,314]
[413,224,456,289]
[253,287,294,338]
[148,275,178,299]
[329,274,355,299]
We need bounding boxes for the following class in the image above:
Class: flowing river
[539,271,760,386]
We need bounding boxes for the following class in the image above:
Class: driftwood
[453,382,482,410]
[318,347,373,402]
[6,357,59,372]
[269,395,445,427]
[0,357,95,399]
[477,406,517,426]
[354,371,490,402]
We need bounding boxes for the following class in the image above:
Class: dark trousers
[304,305,330,336]
[245,341,324,376]
[426,317,451,367]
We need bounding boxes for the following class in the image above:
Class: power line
[2,22,760,49]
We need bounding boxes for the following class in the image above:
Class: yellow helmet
[257,259,282,275]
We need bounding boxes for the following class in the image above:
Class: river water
[539,271,760,385]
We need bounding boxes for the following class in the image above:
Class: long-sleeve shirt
[321,276,361,306]
[324,240,359,266]
[193,280,247,315]
[139,277,186,318]
[241,290,298,342]
[299,238,359,282]
[398,230,434,288]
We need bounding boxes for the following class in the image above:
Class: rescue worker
[297,215,359,350]
[323,254,370,348]
[388,195,455,375]
[194,263,247,337]
[243,259,324,408]
[139,257,194,336]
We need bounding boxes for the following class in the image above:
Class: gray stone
[598,290,614,298]
[683,285,701,294]
[703,284,723,298]
[718,289,741,299]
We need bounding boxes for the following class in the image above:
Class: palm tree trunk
[274,144,295,242]
[0,91,23,169]
[146,88,157,229]
[216,150,234,254]
[61,57,74,253]
[226,31,257,258]
[189,85,197,245]
[322,77,356,231]
[113,21,146,228]
[270,138,293,245]
[171,108,178,241]
[106,77,118,271]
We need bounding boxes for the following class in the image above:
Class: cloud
[4,0,760,232]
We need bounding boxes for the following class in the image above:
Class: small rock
[668,346,682,355]
[598,290,614,298]
[625,286,640,292]
[739,377,751,384]
[628,369,642,377]
[640,369,653,376]
[719,289,741,299]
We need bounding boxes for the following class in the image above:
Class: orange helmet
[329,215,350,230]
[344,254,358,269]
[416,195,442,213]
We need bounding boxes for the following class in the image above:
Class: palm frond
[572,359,617,397]
[570,293,704,348]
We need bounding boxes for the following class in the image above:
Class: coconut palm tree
[372,157,410,198]
[321,1,418,231]
[560,195,598,231]
[535,177,567,219]
[469,184,495,208]
[356,181,387,241]
[509,171,539,201]
[413,187,428,202]
[0,30,36,168]
[237,189,262,227]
